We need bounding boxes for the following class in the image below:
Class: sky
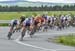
[0,0,75,3]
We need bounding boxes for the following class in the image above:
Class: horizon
[0,0,75,3]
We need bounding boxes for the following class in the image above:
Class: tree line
[0,5,75,12]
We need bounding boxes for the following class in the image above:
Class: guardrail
[0,20,11,23]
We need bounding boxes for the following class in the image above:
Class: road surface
[0,27,75,51]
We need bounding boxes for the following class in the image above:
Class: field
[0,11,75,20]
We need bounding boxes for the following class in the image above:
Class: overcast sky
[0,0,75,3]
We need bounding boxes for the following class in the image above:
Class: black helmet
[20,15,25,23]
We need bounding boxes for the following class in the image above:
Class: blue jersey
[26,19,31,24]
[43,16,47,20]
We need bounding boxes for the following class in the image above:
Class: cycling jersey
[10,19,19,27]
[23,18,33,26]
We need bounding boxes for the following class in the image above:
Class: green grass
[56,34,75,46]
[0,23,9,26]
[0,11,75,20]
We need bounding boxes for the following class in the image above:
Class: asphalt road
[0,26,75,51]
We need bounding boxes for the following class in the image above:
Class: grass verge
[0,23,9,26]
[55,34,75,46]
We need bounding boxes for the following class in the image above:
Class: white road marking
[15,40,56,51]
[14,34,56,51]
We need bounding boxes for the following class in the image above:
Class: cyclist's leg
[7,25,14,40]
[29,25,35,38]
[20,26,26,41]
[37,23,41,31]
[14,24,21,32]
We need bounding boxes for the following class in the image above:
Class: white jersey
[54,17,56,21]
[46,16,50,20]
[49,17,55,23]
[67,16,72,21]
[63,17,66,21]
[60,15,64,20]
[10,19,19,25]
